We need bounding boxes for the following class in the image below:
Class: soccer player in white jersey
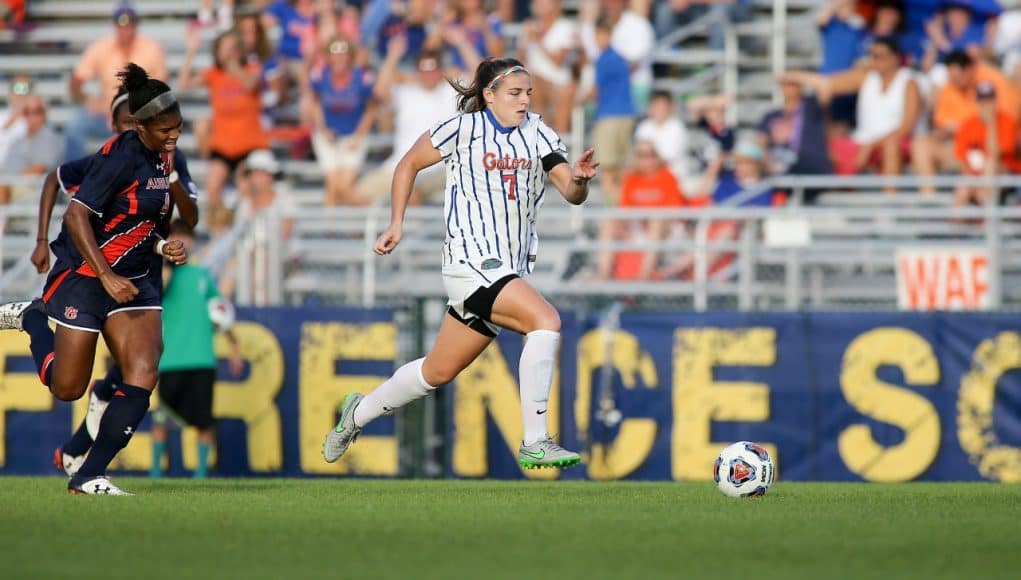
[323,57,599,470]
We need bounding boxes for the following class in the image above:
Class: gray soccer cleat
[518,436,582,469]
[0,300,33,331]
[322,393,364,463]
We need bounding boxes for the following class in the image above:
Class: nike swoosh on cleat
[520,449,545,460]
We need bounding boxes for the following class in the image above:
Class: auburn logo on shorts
[64,306,78,320]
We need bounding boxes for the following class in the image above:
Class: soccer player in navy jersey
[29,86,199,478]
[0,63,194,495]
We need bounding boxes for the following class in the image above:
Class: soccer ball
[713,441,774,498]
[207,297,236,331]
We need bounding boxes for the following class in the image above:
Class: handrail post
[694,214,710,311]
[772,0,787,107]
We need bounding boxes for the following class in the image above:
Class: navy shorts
[42,267,162,333]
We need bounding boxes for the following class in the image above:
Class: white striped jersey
[429,110,568,276]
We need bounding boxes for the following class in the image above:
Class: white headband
[133,91,177,120]
[111,93,129,114]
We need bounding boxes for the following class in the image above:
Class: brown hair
[448,57,527,113]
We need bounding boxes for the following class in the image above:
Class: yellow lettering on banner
[111,323,285,473]
[575,329,657,480]
[452,342,560,480]
[672,328,777,481]
[958,332,1021,482]
[300,322,398,475]
[0,333,52,467]
[838,328,940,482]
[176,323,284,472]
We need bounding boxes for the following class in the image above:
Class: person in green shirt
[151,219,242,479]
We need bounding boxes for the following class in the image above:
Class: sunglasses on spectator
[635,149,657,158]
[11,81,32,95]
[419,59,439,72]
[115,14,138,27]
[329,41,351,54]
[23,107,45,115]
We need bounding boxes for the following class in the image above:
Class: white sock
[353,358,433,428]
[519,330,560,445]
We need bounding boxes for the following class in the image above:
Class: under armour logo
[96,485,111,494]
[124,426,134,436]
[156,161,166,173]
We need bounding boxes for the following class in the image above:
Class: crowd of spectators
[6,0,1021,286]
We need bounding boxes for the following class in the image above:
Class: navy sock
[22,307,55,386]
[62,419,94,456]
[76,384,151,478]
[91,365,122,402]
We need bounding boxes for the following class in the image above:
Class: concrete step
[27,0,201,19]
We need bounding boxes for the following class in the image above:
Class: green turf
[3,478,1019,580]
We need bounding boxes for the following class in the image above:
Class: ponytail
[448,57,528,113]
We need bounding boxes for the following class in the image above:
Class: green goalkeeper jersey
[159,264,220,372]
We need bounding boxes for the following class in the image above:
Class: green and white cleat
[322,393,364,463]
[518,436,582,469]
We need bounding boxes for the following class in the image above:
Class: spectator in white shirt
[518,0,577,133]
[635,90,690,181]
[0,75,31,171]
[1,96,65,204]
[356,38,457,204]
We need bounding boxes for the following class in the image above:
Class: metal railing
[222,174,1021,312]
[7,175,1021,310]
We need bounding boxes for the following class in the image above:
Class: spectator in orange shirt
[179,25,271,211]
[916,50,1021,176]
[596,140,687,281]
[65,5,167,160]
[953,81,1021,206]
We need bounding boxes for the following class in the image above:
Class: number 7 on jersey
[502,173,517,201]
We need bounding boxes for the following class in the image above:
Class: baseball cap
[977,81,996,100]
[734,140,764,162]
[245,149,281,175]
[113,5,139,26]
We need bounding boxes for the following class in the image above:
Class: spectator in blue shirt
[818,0,867,74]
[588,17,635,208]
[426,0,504,75]
[758,79,834,178]
[375,0,430,66]
[818,0,868,127]
[262,0,318,106]
[922,1,993,72]
[304,37,377,206]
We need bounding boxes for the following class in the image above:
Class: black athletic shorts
[158,369,216,429]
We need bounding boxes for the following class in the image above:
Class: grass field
[3,477,1019,580]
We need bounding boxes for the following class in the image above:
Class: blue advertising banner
[450,311,1021,483]
[2,307,1020,482]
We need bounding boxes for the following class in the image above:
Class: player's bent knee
[421,362,459,386]
[50,381,88,402]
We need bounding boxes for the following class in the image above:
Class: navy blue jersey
[55,132,197,239]
[51,131,191,279]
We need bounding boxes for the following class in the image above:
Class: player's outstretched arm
[375,131,442,255]
[31,170,61,273]
[549,148,599,206]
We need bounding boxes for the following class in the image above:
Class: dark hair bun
[117,63,150,93]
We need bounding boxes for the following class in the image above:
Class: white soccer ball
[713,441,775,498]
[207,297,235,331]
